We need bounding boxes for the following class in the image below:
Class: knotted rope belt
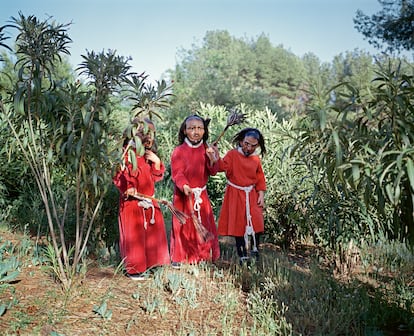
[191,185,207,223]
[137,197,155,229]
[226,180,257,252]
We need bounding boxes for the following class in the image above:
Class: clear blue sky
[2,0,383,81]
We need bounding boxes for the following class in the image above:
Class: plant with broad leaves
[124,73,173,121]
[0,13,134,289]
[293,58,414,246]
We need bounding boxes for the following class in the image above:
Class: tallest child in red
[169,115,220,267]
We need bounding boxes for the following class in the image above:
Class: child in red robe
[169,115,220,267]
[113,119,170,280]
[217,128,266,264]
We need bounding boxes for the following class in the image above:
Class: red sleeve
[207,157,219,176]
[112,149,140,194]
[151,161,165,183]
[112,163,139,195]
[255,160,266,191]
[218,150,233,175]
[171,146,188,191]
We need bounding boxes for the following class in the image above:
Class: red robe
[217,148,266,237]
[170,140,220,263]
[113,153,170,274]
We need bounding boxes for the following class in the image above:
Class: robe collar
[237,146,258,157]
[185,137,204,148]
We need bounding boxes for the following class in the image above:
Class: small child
[217,127,266,264]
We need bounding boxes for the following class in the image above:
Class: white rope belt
[137,197,155,229]
[192,185,207,223]
[226,180,257,252]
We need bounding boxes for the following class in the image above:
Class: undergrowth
[0,226,413,335]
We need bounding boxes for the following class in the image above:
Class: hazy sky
[2,0,383,81]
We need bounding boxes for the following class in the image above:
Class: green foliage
[354,0,414,53]
[10,12,72,77]
[42,243,73,282]
[290,58,414,247]
[337,61,414,242]
[247,289,293,335]
[257,115,309,247]
[93,183,120,251]
[0,14,136,289]
[93,300,113,320]
[360,236,414,274]
[358,240,414,332]
[0,241,20,284]
[124,73,173,120]
[169,30,303,122]
[0,239,21,318]
[330,49,376,110]
[0,25,12,57]
[0,116,30,213]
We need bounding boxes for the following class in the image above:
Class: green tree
[0,45,76,229]
[354,0,414,53]
[169,30,302,122]
[0,13,133,289]
[330,49,376,110]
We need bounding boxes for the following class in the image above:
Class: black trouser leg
[251,233,261,260]
[235,236,247,258]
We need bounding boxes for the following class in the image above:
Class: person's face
[240,135,259,156]
[143,133,154,150]
[184,119,205,144]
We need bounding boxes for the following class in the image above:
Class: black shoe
[251,250,260,261]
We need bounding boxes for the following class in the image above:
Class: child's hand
[124,187,137,199]
[145,150,161,169]
[183,184,192,196]
[257,190,265,208]
[206,144,219,164]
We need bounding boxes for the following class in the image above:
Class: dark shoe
[171,262,181,269]
[251,250,260,261]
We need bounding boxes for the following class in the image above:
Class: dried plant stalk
[132,193,188,224]
[191,213,214,243]
[188,196,214,243]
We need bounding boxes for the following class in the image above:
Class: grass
[0,226,413,335]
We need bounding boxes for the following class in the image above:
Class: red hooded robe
[113,153,170,274]
[217,148,266,237]
[170,140,220,263]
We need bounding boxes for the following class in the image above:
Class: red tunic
[217,148,266,237]
[170,140,220,263]
[113,153,170,274]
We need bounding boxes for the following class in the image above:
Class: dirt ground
[0,229,368,336]
[0,230,280,336]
